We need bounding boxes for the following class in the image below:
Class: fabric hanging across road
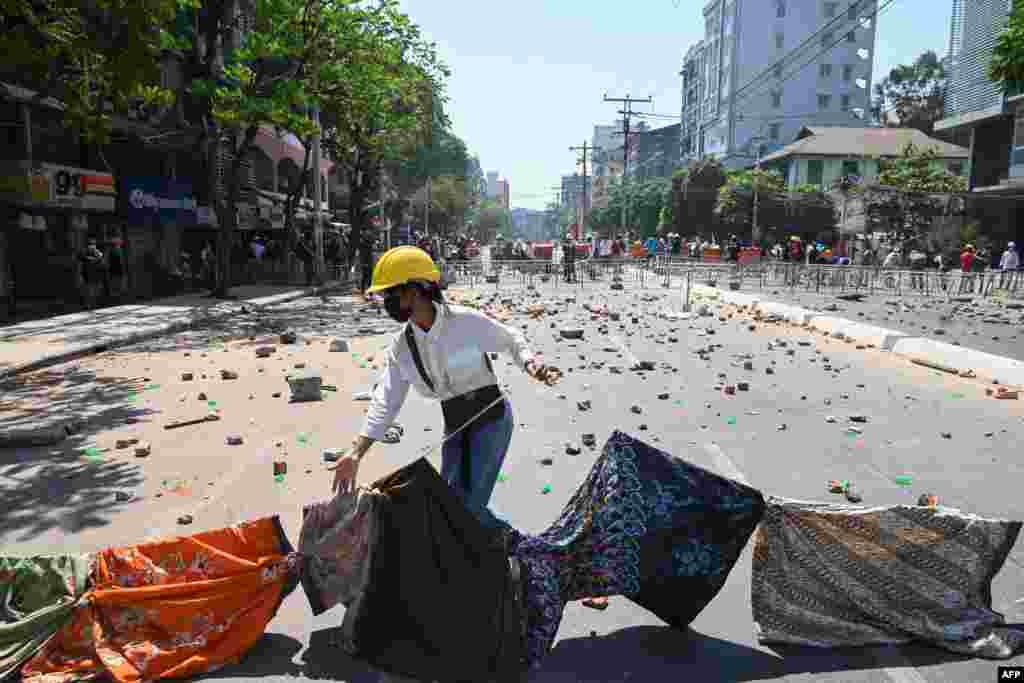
[330,458,524,683]
[752,498,1024,658]
[20,516,298,683]
[513,430,766,667]
[0,554,91,680]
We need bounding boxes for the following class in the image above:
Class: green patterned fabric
[0,555,91,679]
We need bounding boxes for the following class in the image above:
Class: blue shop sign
[125,177,197,226]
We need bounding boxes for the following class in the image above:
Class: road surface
[2,282,1023,683]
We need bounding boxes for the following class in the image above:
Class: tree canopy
[990,0,1024,88]
[871,50,947,134]
[0,0,185,142]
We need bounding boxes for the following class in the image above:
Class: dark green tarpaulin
[0,555,91,679]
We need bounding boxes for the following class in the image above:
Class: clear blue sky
[398,0,952,210]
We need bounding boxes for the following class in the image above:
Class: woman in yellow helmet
[329,246,558,538]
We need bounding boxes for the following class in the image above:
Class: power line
[733,0,899,109]
[731,0,885,106]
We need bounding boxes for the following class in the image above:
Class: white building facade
[680,0,878,168]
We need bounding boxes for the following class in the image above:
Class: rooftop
[760,126,969,164]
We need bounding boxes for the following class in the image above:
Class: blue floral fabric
[513,430,765,668]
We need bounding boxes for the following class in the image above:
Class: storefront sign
[0,161,114,211]
[125,177,197,226]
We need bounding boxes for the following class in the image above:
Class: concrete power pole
[604,94,652,237]
[569,141,601,239]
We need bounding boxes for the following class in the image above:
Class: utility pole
[604,93,652,237]
[547,185,562,239]
[569,141,601,240]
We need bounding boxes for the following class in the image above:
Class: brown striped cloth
[752,498,1024,659]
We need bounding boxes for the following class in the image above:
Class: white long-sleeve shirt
[1000,249,1019,271]
[360,303,535,441]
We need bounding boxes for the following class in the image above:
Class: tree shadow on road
[100,296,400,359]
[531,625,970,682]
[0,367,151,544]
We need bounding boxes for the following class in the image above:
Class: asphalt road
[2,282,1024,683]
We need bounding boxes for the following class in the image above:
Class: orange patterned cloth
[21,517,297,683]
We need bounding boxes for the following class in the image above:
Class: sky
[398,0,953,211]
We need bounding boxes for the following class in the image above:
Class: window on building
[775,32,784,49]
[820,63,833,78]
[843,64,854,81]
[808,159,824,186]
[774,63,783,79]
[817,93,832,109]
[771,90,782,108]
[841,94,852,110]
[842,160,860,177]
[824,2,838,17]
[769,123,781,141]
[776,0,786,18]
[846,30,856,42]
[822,31,834,48]
[847,1,859,20]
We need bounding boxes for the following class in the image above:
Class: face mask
[384,290,411,323]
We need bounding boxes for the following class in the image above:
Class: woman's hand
[525,360,561,386]
[328,436,373,494]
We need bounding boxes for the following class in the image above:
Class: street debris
[329,338,350,352]
[164,414,220,430]
[288,370,323,402]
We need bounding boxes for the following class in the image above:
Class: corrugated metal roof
[760,126,968,163]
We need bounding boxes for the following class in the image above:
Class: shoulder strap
[404,323,435,392]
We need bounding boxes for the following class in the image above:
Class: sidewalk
[0,281,350,381]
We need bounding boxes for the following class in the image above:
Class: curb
[0,281,350,381]
[805,316,908,351]
[694,284,1024,389]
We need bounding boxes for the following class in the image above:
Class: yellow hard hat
[366,246,440,294]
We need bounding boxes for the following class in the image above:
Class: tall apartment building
[679,0,878,168]
[935,0,1016,189]
[933,0,1022,248]
[943,0,1010,125]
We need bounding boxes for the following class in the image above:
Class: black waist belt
[405,324,506,434]
[440,384,505,434]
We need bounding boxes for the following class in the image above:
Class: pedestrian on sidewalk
[107,237,126,301]
[201,241,216,293]
[78,238,104,310]
[359,230,376,295]
[959,244,976,294]
[329,246,559,544]
[999,241,1019,290]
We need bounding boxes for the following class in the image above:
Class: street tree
[864,142,968,244]
[0,0,184,144]
[990,0,1024,88]
[318,0,447,267]
[871,51,947,134]
[182,0,356,296]
[670,158,728,238]
[587,177,671,238]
